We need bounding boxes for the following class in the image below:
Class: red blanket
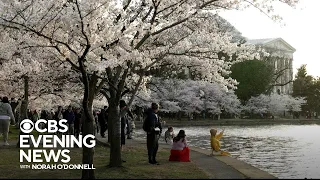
[169,147,190,162]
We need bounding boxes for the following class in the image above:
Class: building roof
[246,38,296,52]
[246,38,277,45]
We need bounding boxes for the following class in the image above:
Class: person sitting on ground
[210,128,231,156]
[164,126,175,144]
[169,130,190,162]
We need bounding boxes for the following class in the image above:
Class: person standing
[40,110,48,119]
[47,109,53,120]
[93,110,99,135]
[126,112,133,139]
[98,106,108,138]
[39,110,48,132]
[14,98,22,128]
[10,98,18,114]
[119,100,134,153]
[51,110,55,120]
[63,106,75,135]
[0,97,15,146]
[31,110,39,123]
[27,109,32,120]
[54,106,64,136]
[144,103,162,165]
[74,108,82,138]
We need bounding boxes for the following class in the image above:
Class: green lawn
[8,126,20,140]
[1,128,209,179]
[7,126,54,141]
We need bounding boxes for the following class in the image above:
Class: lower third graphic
[20,164,95,170]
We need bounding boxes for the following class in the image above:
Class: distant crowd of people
[24,104,135,140]
[0,96,135,146]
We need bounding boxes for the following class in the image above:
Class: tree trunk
[100,88,122,165]
[21,76,29,120]
[108,96,122,167]
[81,96,95,179]
[79,63,97,179]
[81,99,95,178]
[17,76,29,147]
[107,108,112,143]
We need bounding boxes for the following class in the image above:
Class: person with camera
[143,103,162,165]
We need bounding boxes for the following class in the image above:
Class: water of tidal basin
[133,124,320,179]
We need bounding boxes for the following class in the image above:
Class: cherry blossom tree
[244,93,305,117]
[137,78,242,119]
[200,82,242,119]
[0,37,81,122]
[0,0,300,177]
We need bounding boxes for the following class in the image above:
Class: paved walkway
[95,134,276,179]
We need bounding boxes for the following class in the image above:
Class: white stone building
[246,38,296,94]
[180,15,297,95]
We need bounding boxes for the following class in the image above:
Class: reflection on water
[133,124,320,179]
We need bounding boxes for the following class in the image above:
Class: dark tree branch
[127,75,143,107]
[271,80,293,87]
[273,66,291,84]
[116,68,129,101]
[147,81,165,95]
[134,0,218,49]
[100,88,110,101]
[1,18,79,56]
[121,89,131,97]
[75,0,90,52]
[95,79,107,96]
[84,1,111,18]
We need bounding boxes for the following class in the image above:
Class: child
[164,126,174,144]
[210,128,231,156]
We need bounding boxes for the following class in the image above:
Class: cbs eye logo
[20,119,34,133]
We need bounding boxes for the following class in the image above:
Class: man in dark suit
[98,106,108,138]
[144,103,162,165]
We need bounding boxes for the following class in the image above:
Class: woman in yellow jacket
[210,128,231,156]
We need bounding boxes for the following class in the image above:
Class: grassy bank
[1,142,208,179]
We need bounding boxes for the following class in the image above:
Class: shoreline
[135,119,320,127]
[187,146,277,179]
[95,136,277,179]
